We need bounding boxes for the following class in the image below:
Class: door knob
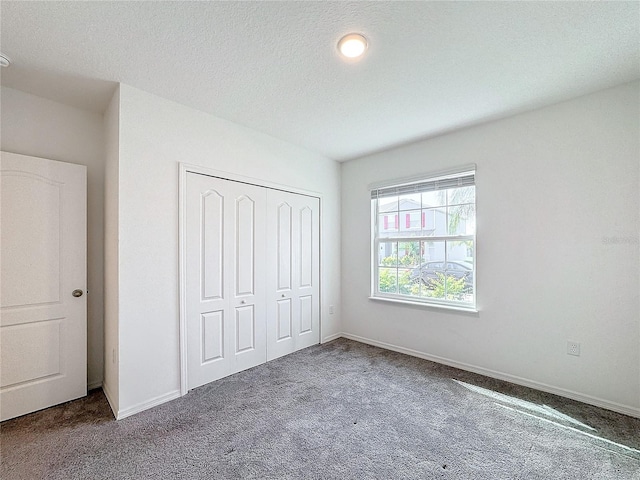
[281,294,285,298]
[72,289,83,297]
[241,300,246,304]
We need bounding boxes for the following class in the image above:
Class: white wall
[341,81,640,416]
[1,86,106,389]
[102,86,120,412]
[112,84,341,417]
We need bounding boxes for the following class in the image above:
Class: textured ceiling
[1,1,639,161]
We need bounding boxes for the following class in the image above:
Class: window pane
[423,207,447,236]
[378,242,397,266]
[423,271,446,300]
[446,241,474,303]
[378,267,397,293]
[420,209,436,234]
[399,210,422,235]
[398,268,414,295]
[378,196,398,214]
[398,193,421,211]
[446,240,472,264]
[414,241,445,295]
[447,204,475,235]
[423,240,445,263]
[445,275,468,301]
[422,190,446,208]
[464,241,475,268]
[398,242,420,267]
[461,275,474,300]
[416,275,429,297]
[378,214,398,237]
[447,186,475,206]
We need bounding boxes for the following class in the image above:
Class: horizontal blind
[371,171,475,200]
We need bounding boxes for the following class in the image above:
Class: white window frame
[369,165,477,312]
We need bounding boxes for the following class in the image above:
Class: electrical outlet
[329,305,334,315]
[567,341,581,357]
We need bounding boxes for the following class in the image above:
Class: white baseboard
[340,333,640,419]
[101,381,117,419]
[321,332,343,343]
[116,390,181,420]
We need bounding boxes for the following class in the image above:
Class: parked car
[410,260,473,291]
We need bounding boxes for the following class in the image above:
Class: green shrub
[426,272,466,300]
[380,256,397,266]
[379,268,414,294]
[378,268,397,293]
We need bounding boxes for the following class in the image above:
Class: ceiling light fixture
[0,53,11,67]
[337,33,367,59]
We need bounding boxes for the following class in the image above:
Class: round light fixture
[337,33,367,59]
[0,53,11,68]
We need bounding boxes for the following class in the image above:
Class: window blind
[371,171,475,200]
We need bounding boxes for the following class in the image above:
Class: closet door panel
[186,175,232,389]
[299,296,313,334]
[186,174,267,389]
[201,310,224,363]
[277,299,292,340]
[299,207,313,288]
[277,203,293,291]
[266,192,295,360]
[235,306,255,353]
[267,190,319,360]
[201,190,224,301]
[230,184,266,373]
[293,197,320,351]
[235,195,256,296]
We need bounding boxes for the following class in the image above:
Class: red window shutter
[394,215,399,229]
[383,216,388,230]
[406,214,410,228]
[422,212,426,228]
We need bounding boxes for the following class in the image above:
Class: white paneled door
[186,174,267,390]
[266,189,320,361]
[185,172,320,390]
[0,152,87,421]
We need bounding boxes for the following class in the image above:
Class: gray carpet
[1,338,639,479]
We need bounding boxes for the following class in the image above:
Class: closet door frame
[178,162,323,396]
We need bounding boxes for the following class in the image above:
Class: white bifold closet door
[186,174,267,390]
[185,173,319,391]
[266,189,320,361]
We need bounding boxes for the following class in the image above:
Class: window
[371,167,476,309]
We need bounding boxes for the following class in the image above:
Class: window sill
[368,295,479,314]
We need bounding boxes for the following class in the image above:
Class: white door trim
[178,162,323,396]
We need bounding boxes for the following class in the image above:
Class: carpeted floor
[1,338,639,479]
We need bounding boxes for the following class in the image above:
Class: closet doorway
[180,166,320,392]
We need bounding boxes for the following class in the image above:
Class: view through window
[371,169,476,309]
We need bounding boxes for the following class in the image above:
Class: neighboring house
[377,197,469,263]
